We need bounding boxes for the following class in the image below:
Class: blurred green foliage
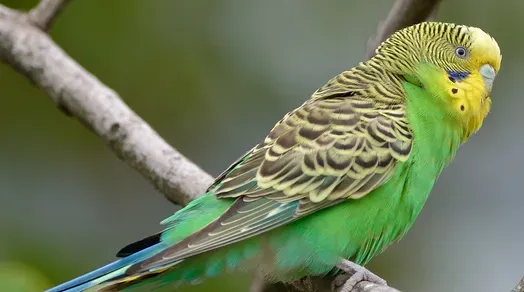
[0,262,50,292]
[0,0,523,291]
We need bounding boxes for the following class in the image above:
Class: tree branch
[0,3,213,206]
[512,277,524,292]
[261,276,400,292]
[0,1,518,292]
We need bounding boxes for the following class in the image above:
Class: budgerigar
[47,22,502,292]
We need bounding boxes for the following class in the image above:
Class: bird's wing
[128,86,413,274]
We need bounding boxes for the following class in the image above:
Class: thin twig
[512,277,524,292]
[28,0,71,31]
[366,0,442,59]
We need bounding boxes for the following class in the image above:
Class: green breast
[347,81,463,265]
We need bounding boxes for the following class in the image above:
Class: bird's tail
[45,243,168,292]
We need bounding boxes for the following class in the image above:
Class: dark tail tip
[116,233,161,257]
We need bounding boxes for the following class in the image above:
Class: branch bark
[261,276,400,292]
[0,4,213,206]
[0,1,519,292]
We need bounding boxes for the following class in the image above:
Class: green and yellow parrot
[47,22,502,292]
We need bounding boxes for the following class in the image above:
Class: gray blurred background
[0,0,522,291]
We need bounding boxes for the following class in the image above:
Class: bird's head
[375,22,502,141]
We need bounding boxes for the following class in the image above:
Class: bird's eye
[455,46,468,59]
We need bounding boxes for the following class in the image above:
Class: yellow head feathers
[467,26,501,74]
[374,22,502,141]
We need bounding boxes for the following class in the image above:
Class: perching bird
[47,22,502,292]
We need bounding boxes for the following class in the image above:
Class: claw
[333,258,387,292]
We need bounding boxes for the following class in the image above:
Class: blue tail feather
[46,243,166,292]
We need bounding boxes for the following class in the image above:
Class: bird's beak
[480,64,496,94]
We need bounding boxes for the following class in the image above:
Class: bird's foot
[331,258,387,292]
